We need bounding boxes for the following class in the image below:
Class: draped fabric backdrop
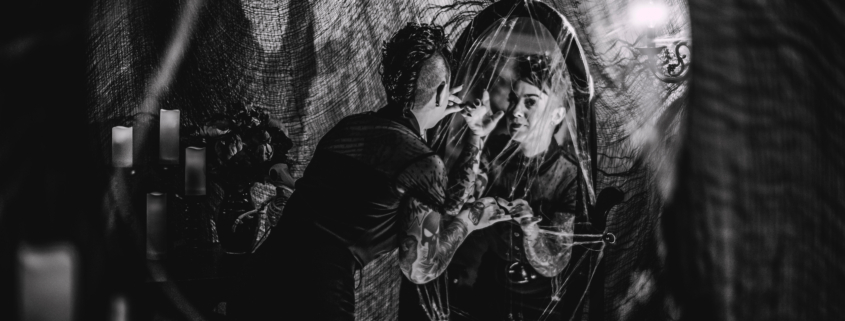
[86,0,689,320]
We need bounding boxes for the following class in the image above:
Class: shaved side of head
[412,54,449,110]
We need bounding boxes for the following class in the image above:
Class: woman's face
[506,80,551,144]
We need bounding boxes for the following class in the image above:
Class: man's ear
[435,81,446,107]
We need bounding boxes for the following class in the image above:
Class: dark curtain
[666,0,845,320]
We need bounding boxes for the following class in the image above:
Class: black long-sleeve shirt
[274,106,454,267]
[449,135,580,295]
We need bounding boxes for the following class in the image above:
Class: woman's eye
[525,99,536,108]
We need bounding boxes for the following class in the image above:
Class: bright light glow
[159,109,180,164]
[19,243,77,321]
[630,1,668,28]
[112,126,133,168]
[185,147,206,195]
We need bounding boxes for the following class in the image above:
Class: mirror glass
[415,3,605,320]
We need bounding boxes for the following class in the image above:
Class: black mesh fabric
[87,0,689,320]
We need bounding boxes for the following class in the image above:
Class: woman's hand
[499,198,541,236]
[445,85,464,114]
[458,90,505,137]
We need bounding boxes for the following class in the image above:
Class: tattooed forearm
[522,220,573,278]
[444,135,483,215]
[400,198,473,284]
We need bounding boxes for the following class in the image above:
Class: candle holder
[176,145,219,247]
[146,192,168,260]
[177,194,219,248]
[631,1,691,83]
[636,38,690,83]
[185,147,207,196]
[159,109,181,165]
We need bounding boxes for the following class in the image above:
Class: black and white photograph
[2,0,844,320]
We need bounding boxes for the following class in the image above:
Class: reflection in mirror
[447,17,572,161]
[405,2,610,321]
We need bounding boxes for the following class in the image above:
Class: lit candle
[19,243,76,321]
[185,147,206,195]
[146,192,167,260]
[112,126,133,168]
[159,109,180,164]
[110,295,128,321]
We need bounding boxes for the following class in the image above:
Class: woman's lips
[510,122,527,131]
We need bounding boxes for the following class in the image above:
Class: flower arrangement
[191,107,293,187]
[188,106,294,253]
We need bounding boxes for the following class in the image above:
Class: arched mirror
[437,0,596,209]
[403,1,620,321]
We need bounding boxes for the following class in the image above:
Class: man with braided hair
[229,23,509,320]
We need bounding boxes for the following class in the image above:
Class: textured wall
[88,0,454,178]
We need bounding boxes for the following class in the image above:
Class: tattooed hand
[460,90,505,137]
[467,196,511,230]
[399,196,510,284]
[502,199,541,235]
[473,172,488,199]
[500,199,574,278]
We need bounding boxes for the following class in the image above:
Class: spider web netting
[87,0,688,320]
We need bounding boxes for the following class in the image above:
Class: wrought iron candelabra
[637,29,691,83]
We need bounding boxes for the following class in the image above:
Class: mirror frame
[450,0,597,205]
[448,3,603,319]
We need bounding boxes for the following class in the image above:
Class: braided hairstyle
[514,53,553,93]
[381,22,453,113]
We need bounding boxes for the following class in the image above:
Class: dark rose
[252,143,274,163]
[250,116,261,127]
[216,134,243,161]
[245,128,271,145]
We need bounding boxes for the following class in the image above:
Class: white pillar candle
[185,147,206,195]
[159,109,180,164]
[19,243,76,321]
[110,295,128,321]
[146,192,167,260]
[112,126,133,168]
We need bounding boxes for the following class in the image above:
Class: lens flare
[630,1,668,28]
